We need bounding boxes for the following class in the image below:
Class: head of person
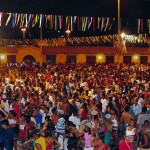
[9,110,17,118]
[124,105,130,112]
[111,108,117,115]
[20,114,26,122]
[133,98,138,105]
[57,109,64,117]
[1,119,9,129]
[125,132,134,143]
[141,120,150,133]
[143,120,149,127]
[31,129,41,139]
[84,124,91,134]
[52,107,57,114]
[45,116,51,122]
[45,130,52,137]
[129,119,136,127]
[25,115,31,124]
[142,106,147,114]
[98,132,105,143]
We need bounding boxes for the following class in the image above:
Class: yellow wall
[96,54,105,63]
[56,54,66,63]
[114,55,123,64]
[132,54,140,64]
[16,46,43,63]
[0,53,7,63]
[76,54,86,63]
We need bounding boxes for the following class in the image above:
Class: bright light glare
[0,55,4,60]
[121,32,125,38]
[98,56,102,59]
[66,29,71,34]
[134,56,138,60]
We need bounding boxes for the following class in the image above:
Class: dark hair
[144,120,149,124]
[1,119,9,126]
[84,125,91,134]
[0,111,5,118]
[98,132,105,142]
[124,105,130,112]
[25,115,31,123]
[45,116,51,121]
[9,110,17,117]
[67,121,76,127]
[45,130,52,137]
[142,107,147,113]
[51,107,57,114]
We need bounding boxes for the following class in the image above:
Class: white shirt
[1,100,9,112]
[138,98,144,107]
[101,98,108,113]
[69,115,81,131]
[132,104,142,116]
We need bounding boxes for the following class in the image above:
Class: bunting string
[0,12,149,33]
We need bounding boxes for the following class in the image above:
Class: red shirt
[119,140,132,150]
[13,104,20,119]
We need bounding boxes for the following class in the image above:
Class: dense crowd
[0,62,150,150]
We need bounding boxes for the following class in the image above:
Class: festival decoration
[138,19,150,33]
[0,34,149,47]
[0,12,115,32]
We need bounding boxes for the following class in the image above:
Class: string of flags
[137,19,150,34]
[0,12,116,32]
[0,12,149,34]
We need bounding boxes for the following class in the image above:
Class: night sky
[0,0,149,39]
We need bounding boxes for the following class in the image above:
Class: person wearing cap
[119,131,134,150]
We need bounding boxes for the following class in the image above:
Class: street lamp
[0,55,4,65]
[66,29,71,38]
[21,28,27,39]
[114,0,127,63]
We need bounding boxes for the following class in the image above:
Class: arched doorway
[23,55,36,63]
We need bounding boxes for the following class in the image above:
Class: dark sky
[0,0,149,39]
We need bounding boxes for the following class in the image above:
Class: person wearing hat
[119,131,134,150]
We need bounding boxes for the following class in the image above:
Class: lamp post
[66,29,71,38]
[21,28,27,39]
[118,0,121,39]
[0,55,4,66]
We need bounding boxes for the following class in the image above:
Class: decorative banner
[0,12,149,34]
[138,18,150,33]
[0,12,116,32]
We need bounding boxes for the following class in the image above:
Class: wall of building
[0,46,150,64]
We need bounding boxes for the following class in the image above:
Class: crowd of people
[0,62,150,150]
